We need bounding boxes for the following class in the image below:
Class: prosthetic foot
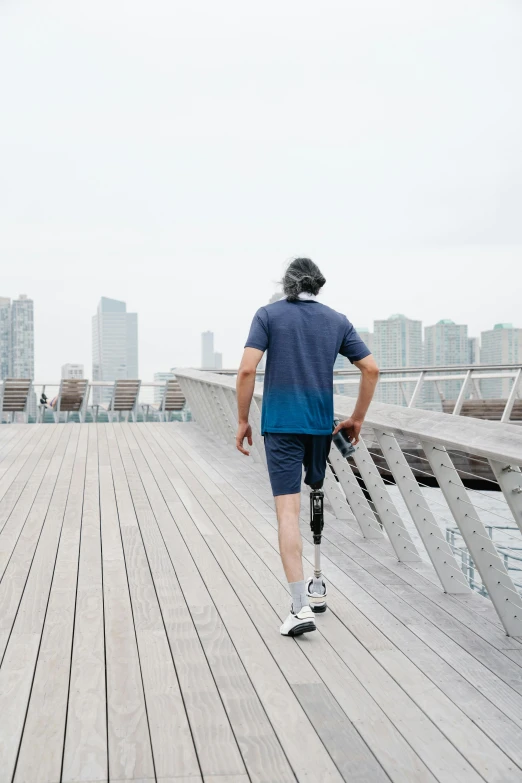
[308,481,327,613]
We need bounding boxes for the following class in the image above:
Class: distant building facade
[424,320,468,403]
[92,297,138,404]
[372,314,422,404]
[0,297,10,380]
[10,295,34,379]
[468,337,480,365]
[62,363,84,379]
[201,331,223,370]
[0,295,36,417]
[480,324,522,398]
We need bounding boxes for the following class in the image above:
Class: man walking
[236,258,379,635]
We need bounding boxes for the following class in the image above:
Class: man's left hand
[236,422,253,455]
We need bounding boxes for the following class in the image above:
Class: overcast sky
[1,0,521,380]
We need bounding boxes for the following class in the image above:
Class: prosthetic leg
[307,480,327,613]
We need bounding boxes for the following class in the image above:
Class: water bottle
[332,418,356,458]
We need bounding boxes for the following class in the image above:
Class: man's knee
[310,480,323,491]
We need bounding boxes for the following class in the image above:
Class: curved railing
[175,367,522,638]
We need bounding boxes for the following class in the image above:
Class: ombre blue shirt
[245,297,371,435]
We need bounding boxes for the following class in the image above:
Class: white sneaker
[306,578,327,614]
[280,605,316,636]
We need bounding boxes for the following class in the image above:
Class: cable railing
[174,367,522,637]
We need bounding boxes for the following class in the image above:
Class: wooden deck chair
[107,379,142,422]
[0,378,32,423]
[145,378,186,422]
[52,378,90,423]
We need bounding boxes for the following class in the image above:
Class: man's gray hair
[282,258,326,302]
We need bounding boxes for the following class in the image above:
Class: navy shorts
[264,433,332,496]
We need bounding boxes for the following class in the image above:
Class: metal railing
[212,364,522,423]
[174,368,522,637]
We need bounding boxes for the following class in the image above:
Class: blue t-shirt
[245,298,371,435]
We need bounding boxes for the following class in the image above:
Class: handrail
[174,367,522,637]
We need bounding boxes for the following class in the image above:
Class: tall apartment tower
[92,297,138,404]
[11,295,34,379]
[201,331,215,369]
[424,320,468,403]
[468,337,480,365]
[0,298,10,380]
[373,314,422,405]
[480,323,522,398]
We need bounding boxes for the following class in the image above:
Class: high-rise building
[373,314,422,404]
[92,297,138,404]
[62,363,84,379]
[0,298,10,380]
[424,319,468,403]
[11,295,34,379]
[201,331,223,370]
[153,370,176,404]
[201,331,215,368]
[356,327,373,354]
[480,324,522,398]
[468,337,480,365]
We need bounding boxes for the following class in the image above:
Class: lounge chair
[0,378,32,423]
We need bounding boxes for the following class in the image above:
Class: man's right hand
[333,417,363,445]
[236,422,253,455]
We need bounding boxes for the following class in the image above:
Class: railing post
[351,439,421,562]
[408,371,425,408]
[327,445,383,538]
[501,368,521,423]
[323,468,353,519]
[452,370,471,415]
[422,440,522,636]
[375,430,470,593]
[488,460,522,535]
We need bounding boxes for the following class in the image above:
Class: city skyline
[3,289,521,380]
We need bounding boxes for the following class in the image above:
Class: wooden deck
[1,423,522,783]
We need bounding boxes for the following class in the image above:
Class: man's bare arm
[333,354,379,444]
[236,347,264,455]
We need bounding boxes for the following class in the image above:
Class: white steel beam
[422,440,522,636]
[501,368,521,423]
[489,460,522,536]
[323,469,353,519]
[408,372,425,408]
[375,430,470,593]
[351,439,421,561]
[452,370,472,415]
[327,445,383,538]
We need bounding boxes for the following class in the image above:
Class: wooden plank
[0,426,57,536]
[0,427,60,569]
[14,425,89,783]
[0,425,48,500]
[293,682,390,783]
[121,423,292,782]
[0,425,78,781]
[177,424,522,777]
[96,424,155,782]
[148,424,439,783]
[62,424,107,783]
[105,424,200,781]
[0,426,73,659]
